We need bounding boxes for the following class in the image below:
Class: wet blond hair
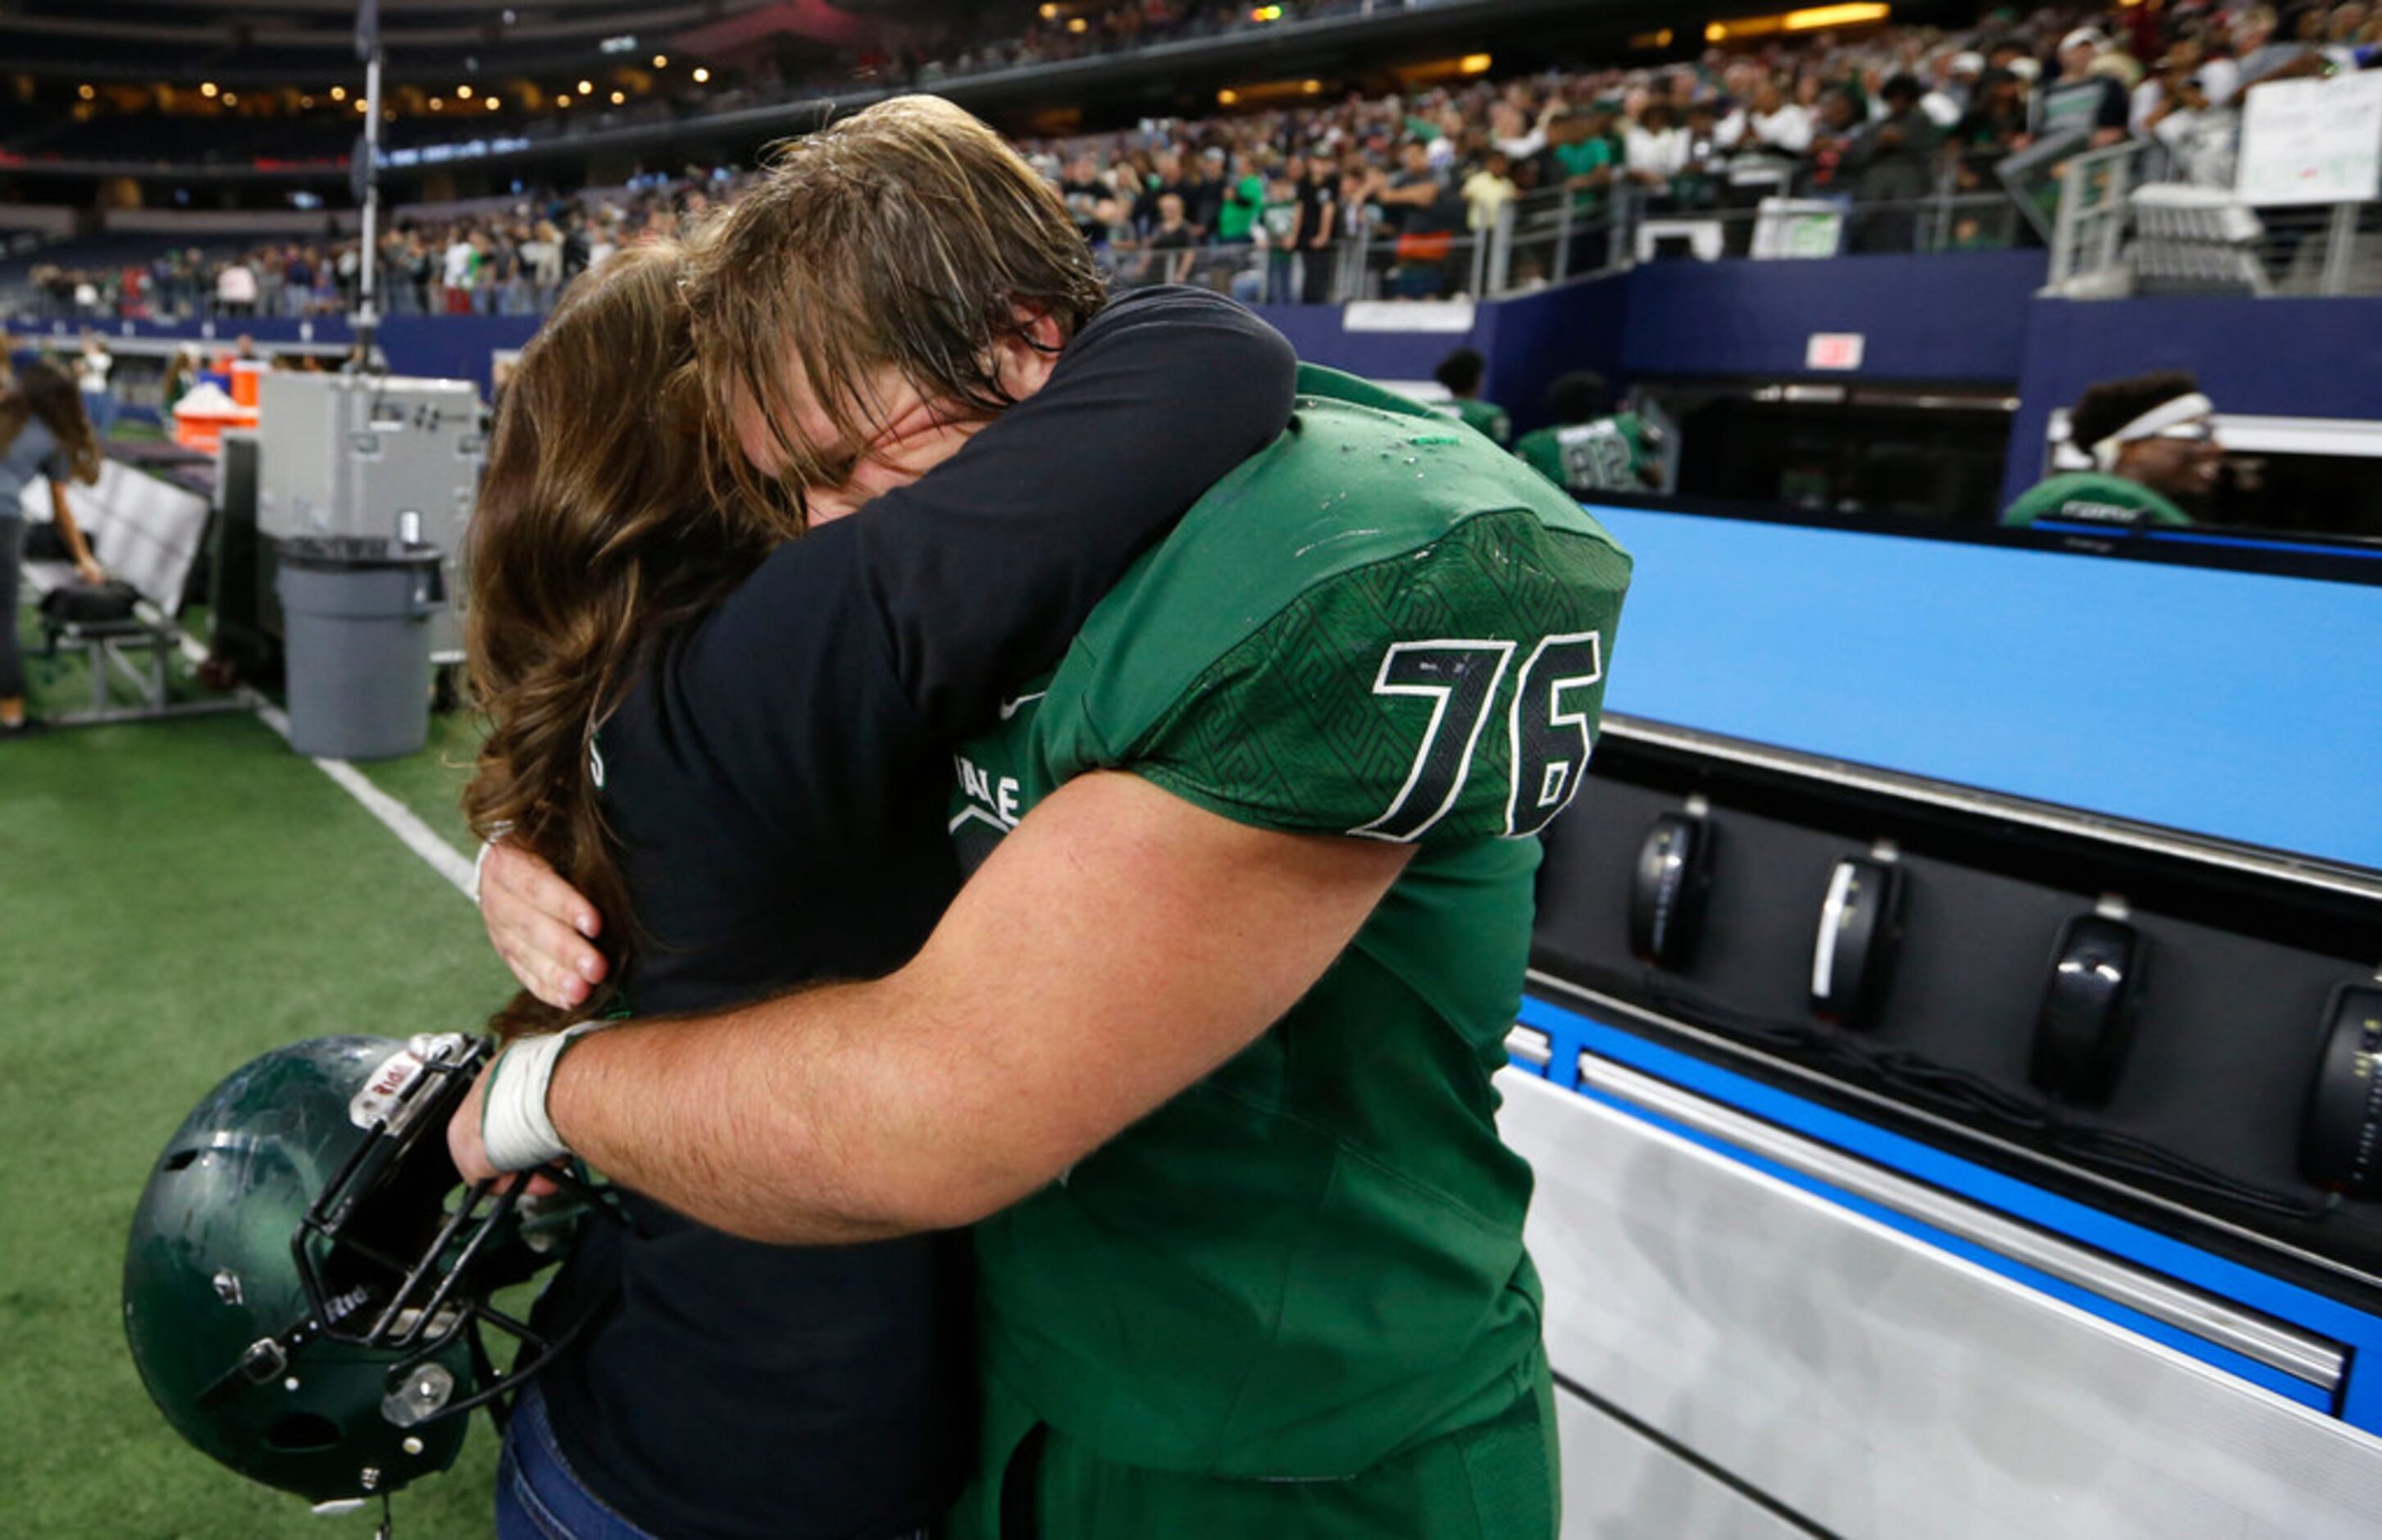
[684,95,1107,518]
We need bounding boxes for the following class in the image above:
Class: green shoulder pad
[1036,374,1633,842]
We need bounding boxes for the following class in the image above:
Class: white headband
[2091,392,2212,472]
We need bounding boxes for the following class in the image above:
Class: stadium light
[1303,79,1322,93]
[222,92,239,106]
[430,97,444,111]
[558,93,572,107]
[1250,5,1283,21]
[78,84,95,100]
[486,98,501,111]
[1067,16,1087,31]
[578,79,594,94]
[331,85,347,102]
[1460,52,1492,74]
[610,89,626,105]
[654,54,668,69]
[1783,3,1891,28]
[458,84,473,99]
[1711,3,1890,42]
[1218,89,1240,105]
[301,94,314,107]
[692,67,711,83]
[354,99,367,112]
[1039,2,1059,16]
[201,82,219,98]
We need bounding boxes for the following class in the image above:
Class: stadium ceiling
[0,2,790,81]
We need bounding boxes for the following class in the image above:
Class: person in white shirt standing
[443,228,479,315]
[214,259,257,317]
[73,332,113,444]
[1923,52,1984,129]
[1624,101,1692,205]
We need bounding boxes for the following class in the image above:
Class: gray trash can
[274,537,445,760]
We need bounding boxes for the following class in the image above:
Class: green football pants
[949,1355,1559,1540]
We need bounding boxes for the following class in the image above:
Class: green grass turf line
[350,708,490,863]
[0,712,517,1537]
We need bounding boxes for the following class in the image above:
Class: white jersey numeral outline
[1352,631,1607,843]
[1503,631,1605,838]
[1349,639,1515,843]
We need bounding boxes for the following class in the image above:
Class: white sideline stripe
[171,623,476,901]
[250,695,479,900]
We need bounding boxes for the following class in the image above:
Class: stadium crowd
[11,1,2379,321]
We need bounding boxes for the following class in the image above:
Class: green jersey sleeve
[1516,428,1568,491]
[1123,508,1630,841]
[1020,371,1629,845]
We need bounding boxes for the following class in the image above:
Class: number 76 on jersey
[1350,633,1607,844]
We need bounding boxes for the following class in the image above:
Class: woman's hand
[480,841,608,1009]
[75,555,106,586]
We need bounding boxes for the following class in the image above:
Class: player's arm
[453,772,1410,1242]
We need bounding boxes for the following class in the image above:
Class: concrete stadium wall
[1617,248,2045,383]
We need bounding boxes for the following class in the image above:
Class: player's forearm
[544,974,1010,1244]
[540,773,1413,1246]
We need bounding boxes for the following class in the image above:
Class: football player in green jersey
[1432,345,1511,445]
[2002,371,2211,529]
[1514,371,1662,497]
[460,96,1631,1539]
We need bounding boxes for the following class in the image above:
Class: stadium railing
[2047,139,2382,299]
[1091,176,2033,308]
[2,175,2047,326]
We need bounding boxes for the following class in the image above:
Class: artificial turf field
[1,613,514,1537]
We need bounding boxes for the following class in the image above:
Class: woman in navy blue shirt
[462,242,1293,1539]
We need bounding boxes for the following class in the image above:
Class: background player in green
[1515,370,1662,497]
[460,97,1631,1538]
[1432,345,1510,445]
[2002,371,2213,529]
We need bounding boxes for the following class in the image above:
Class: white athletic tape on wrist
[481,1021,604,1172]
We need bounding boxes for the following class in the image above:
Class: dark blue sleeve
[651,286,1296,827]
[851,285,1296,737]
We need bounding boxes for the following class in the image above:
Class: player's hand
[449,1063,499,1184]
[447,1056,564,1191]
[75,556,106,586]
[480,841,607,1009]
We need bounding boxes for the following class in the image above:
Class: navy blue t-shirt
[531,288,1297,1540]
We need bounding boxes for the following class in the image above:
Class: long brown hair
[463,240,801,1037]
[684,94,1107,518]
[0,360,102,485]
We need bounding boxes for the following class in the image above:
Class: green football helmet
[124,1033,604,1507]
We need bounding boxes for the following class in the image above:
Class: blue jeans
[494,1382,663,1540]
